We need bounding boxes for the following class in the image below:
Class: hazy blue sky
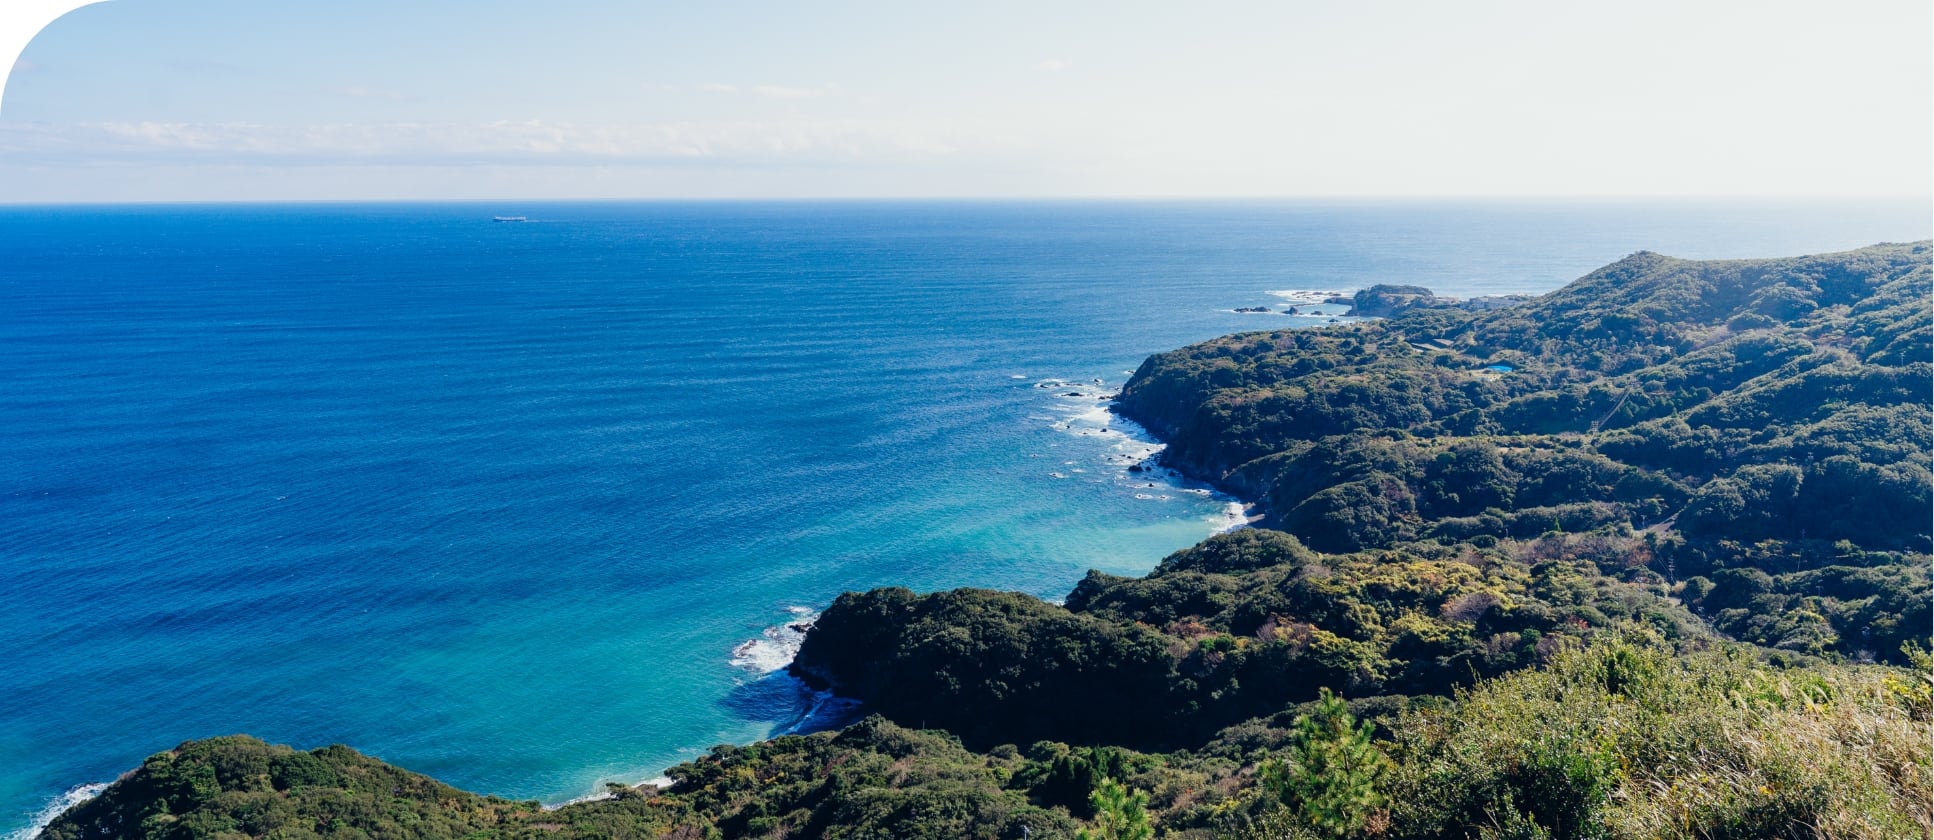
[2,0,1929,201]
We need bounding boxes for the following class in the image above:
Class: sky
[1,0,1930,202]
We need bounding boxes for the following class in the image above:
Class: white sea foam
[560,607,835,812]
[1211,501,1252,532]
[10,782,107,840]
[556,789,616,807]
[555,772,680,809]
[730,607,817,674]
[726,609,866,735]
[1265,288,1358,305]
[1033,373,1254,537]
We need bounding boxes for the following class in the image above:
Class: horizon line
[3,193,1931,208]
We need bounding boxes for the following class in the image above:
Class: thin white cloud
[11,58,38,73]
[698,82,836,99]
[1034,59,1072,72]
[0,118,967,164]
[752,84,828,100]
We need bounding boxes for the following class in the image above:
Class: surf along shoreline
[693,369,1263,771]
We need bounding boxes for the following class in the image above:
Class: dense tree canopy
[793,529,1706,752]
[1116,242,1932,663]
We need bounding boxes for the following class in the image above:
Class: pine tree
[1076,777,1154,840]
[1259,687,1389,837]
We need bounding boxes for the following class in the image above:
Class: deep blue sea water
[2,199,1928,835]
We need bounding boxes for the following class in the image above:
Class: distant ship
[493,216,528,223]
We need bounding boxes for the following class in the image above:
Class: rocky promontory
[1344,284,1534,317]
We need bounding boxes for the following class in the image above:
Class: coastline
[1107,392,1273,530]
[12,363,1265,832]
[1107,403,1263,531]
[7,786,104,840]
[557,376,1253,808]
[691,374,1257,773]
[1035,372,1258,534]
[648,371,1269,793]
[780,380,1268,709]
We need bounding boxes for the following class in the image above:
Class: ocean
[2,198,1926,835]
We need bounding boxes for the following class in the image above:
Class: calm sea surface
[2,199,1927,834]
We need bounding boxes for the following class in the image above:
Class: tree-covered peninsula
[1113,242,1931,661]
[39,243,1932,839]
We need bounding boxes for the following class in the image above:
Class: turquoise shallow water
[2,199,1928,835]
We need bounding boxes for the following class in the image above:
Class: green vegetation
[1374,634,1930,840]
[1345,285,1455,318]
[1258,689,1387,837]
[41,719,1083,840]
[1117,242,1931,665]
[40,244,1933,838]
[42,636,1929,839]
[792,529,1706,750]
[1078,778,1154,840]
[37,737,541,840]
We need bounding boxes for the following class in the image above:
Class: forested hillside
[1115,242,1931,663]
[792,530,1706,751]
